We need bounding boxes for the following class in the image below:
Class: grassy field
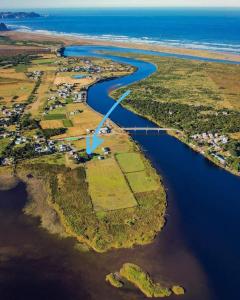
[32,58,55,65]
[54,72,95,85]
[0,68,34,105]
[62,119,73,127]
[87,158,137,211]
[27,71,56,117]
[116,152,145,173]
[116,152,159,193]
[15,64,28,72]
[40,120,64,129]
[112,54,240,110]
[44,114,66,120]
[0,138,11,156]
[126,171,159,193]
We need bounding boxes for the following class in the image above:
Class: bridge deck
[122,127,177,131]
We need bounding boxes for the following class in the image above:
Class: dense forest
[122,98,240,135]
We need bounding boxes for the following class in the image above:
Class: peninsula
[0,12,41,19]
[0,36,166,253]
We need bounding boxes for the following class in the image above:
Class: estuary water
[4,8,240,54]
[0,45,240,300]
[65,45,240,300]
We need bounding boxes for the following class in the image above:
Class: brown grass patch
[54,72,95,86]
[40,120,63,129]
[27,71,56,117]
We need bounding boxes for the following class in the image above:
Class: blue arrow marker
[86,90,131,154]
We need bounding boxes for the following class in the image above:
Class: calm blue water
[64,45,240,300]
[4,8,240,54]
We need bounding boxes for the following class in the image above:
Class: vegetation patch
[16,162,166,252]
[40,119,65,129]
[0,138,11,156]
[106,273,123,288]
[116,152,145,173]
[172,285,185,295]
[87,158,137,211]
[44,114,66,120]
[126,171,159,193]
[106,263,185,298]
[62,119,73,127]
[15,64,28,72]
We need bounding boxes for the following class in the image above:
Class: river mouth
[1,45,240,300]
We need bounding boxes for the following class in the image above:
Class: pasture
[116,152,159,193]
[116,152,145,173]
[40,120,64,129]
[0,68,34,105]
[86,158,137,211]
[44,114,66,120]
[126,171,159,193]
[62,119,73,127]
[28,71,56,117]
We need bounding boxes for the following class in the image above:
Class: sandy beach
[1,30,240,62]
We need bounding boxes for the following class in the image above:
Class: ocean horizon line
[8,25,240,55]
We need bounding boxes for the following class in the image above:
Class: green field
[0,138,11,156]
[33,58,55,65]
[116,152,159,193]
[44,114,66,120]
[116,152,145,173]
[87,158,137,211]
[126,171,159,193]
[62,119,73,127]
[15,64,28,72]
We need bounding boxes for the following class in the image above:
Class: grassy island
[106,263,185,298]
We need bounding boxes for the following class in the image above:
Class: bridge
[53,127,178,142]
[121,127,178,132]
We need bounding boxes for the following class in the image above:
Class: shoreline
[116,102,240,177]
[2,30,240,62]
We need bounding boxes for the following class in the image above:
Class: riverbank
[2,30,240,62]
[110,53,240,177]
[111,102,240,177]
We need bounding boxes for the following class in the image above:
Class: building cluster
[57,83,75,99]
[86,126,111,135]
[191,132,228,151]
[56,83,87,102]
[0,104,25,127]
[26,70,43,81]
[191,132,230,165]
[97,147,111,160]
[43,85,87,115]
[58,58,132,74]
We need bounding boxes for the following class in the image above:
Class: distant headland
[0,12,41,19]
[0,23,9,31]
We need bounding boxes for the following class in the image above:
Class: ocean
[3,8,240,54]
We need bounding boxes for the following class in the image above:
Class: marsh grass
[17,162,166,252]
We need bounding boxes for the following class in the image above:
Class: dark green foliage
[226,140,240,157]
[42,128,66,138]
[116,94,240,134]
[0,54,34,67]
[21,113,39,129]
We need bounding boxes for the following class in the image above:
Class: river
[0,45,240,300]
